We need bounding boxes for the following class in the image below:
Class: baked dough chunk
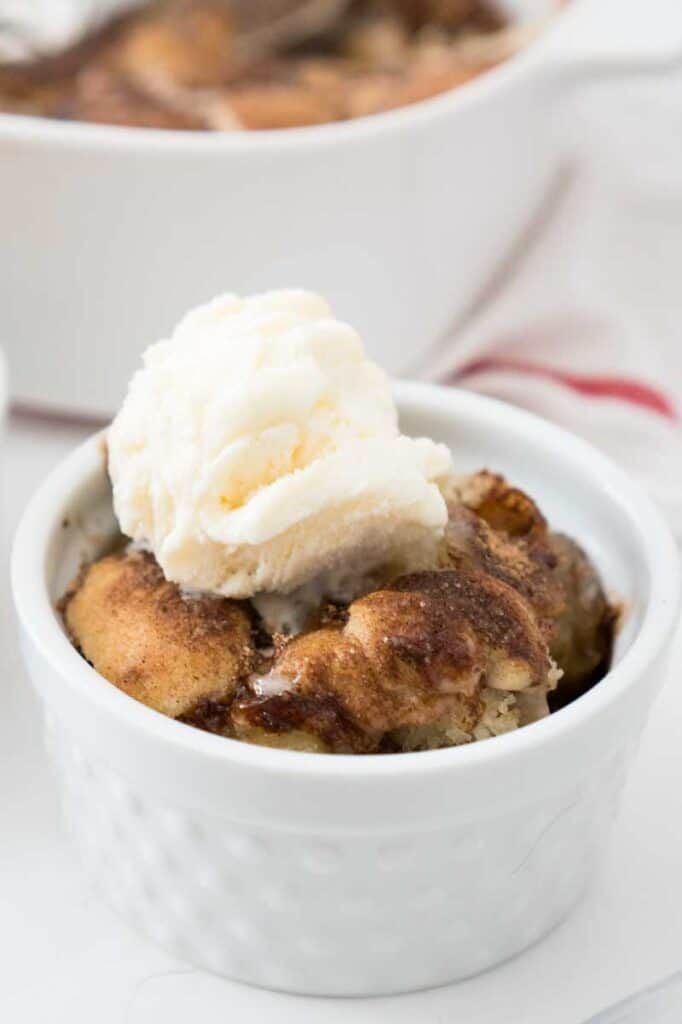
[546,533,616,706]
[232,569,557,753]
[443,471,614,705]
[59,470,615,751]
[62,549,255,720]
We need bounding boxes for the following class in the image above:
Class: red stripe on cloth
[456,357,678,422]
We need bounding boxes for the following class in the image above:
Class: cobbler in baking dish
[0,0,538,130]
[59,289,615,754]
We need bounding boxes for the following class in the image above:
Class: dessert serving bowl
[11,382,681,995]
[3,0,681,417]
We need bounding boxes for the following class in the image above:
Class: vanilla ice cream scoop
[108,290,454,598]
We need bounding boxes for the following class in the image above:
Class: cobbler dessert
[0,0,540,130]
[60,290,615,754]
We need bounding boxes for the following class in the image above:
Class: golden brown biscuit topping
[233,568,554,752]
[61,470,615,753]
[62,549,255,718]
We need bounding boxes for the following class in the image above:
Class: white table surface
[2,413,681,1024]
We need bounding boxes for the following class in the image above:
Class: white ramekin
[11,383,681,995]
[3,0,681,417]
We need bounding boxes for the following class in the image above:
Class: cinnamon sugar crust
[233,688,371,754]
[62,549,255,718]
[60,469,616,753]
[442,471,614,706]
[233,569,553,752]
[442,505,564,640]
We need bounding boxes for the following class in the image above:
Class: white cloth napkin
[419,67,682,535]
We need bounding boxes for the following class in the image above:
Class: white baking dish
[11,383,681,995]
[2,0,681,417]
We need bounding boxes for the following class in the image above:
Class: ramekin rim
[11,381,681,779]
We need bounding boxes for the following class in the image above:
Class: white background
[2,413,682,1024]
